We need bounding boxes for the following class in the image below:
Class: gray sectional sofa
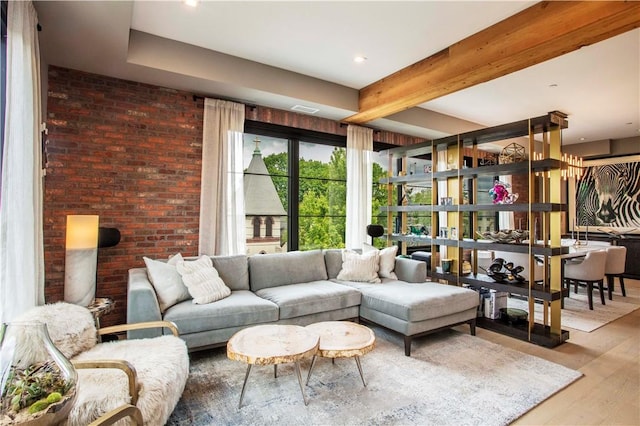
[128,249,479,356]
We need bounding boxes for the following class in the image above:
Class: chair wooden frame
[72,320,179,425]
[88,404,143,426]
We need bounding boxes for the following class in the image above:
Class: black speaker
[366,224,384,238]
[98,227,121,248]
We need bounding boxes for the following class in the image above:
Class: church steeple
[244,138,286,217]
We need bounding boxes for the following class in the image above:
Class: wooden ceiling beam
[344,1,640,124]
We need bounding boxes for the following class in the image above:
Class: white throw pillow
[144,253,191,313]
[363,243,398,279]
[337,249,381,283]
[176,255,231,304]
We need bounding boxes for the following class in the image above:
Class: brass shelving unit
[380,112,570,347]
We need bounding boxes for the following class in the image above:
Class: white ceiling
[35,1,640,146]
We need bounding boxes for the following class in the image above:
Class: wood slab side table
[305,321,375,387]
[227,324,319,408]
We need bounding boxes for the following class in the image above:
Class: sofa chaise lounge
[128,249,479,356]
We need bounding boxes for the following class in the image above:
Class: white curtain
[0,1,45,322]
[199,99,246,256]
[345,125,373,249]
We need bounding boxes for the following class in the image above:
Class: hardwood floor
[455,278,640,425]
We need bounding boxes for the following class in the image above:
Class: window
[265,216,273,237]
[244,121,393,252]
[298,141,346,250]
[370,153,433,250]
[243,131,288,254]
[252,217,261,238]
[403,156,433,242]
[370,150,400,248]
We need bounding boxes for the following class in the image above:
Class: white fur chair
[564,249,608,310]
[16,302,188,425]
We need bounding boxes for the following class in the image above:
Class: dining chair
[604,245,627,300]
[563,249,607,310]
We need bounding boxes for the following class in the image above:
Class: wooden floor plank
[460,278,640,425]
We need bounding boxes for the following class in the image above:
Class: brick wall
[45,67,204,326]
[44,66,423,325]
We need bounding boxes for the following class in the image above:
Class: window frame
[244,120,394,251]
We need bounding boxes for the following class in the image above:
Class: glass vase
[0,321,77,425]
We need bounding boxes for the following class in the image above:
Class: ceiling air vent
[291,105,320,114]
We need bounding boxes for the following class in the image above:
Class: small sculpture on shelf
[408,225,429,236]
[489,180,518,204]
[498,143,526,164]
[483,258,525,283]
[477,229,529,244]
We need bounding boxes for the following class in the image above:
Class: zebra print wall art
[575,157,640,228]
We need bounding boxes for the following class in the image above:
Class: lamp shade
[66,215,99,249]
[64,215,99,306]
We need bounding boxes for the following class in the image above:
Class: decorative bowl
[499,307,528,325]
[477,229,529,244]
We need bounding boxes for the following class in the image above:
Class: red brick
[44,67,204,326]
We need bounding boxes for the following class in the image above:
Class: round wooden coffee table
[227,324,319,408]
[305,321,375,387]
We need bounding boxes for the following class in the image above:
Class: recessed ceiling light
[549,84,558,88]
[579,137,586,141]
[354,56,367,63]
[183,0,198,7]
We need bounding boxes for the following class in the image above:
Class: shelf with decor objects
[379,111,571,347]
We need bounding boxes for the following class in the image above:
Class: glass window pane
[298,142,346,250]
[371,151,399,247]
[372,151,389,228]
[243,134,288,254]
[405,157,432,250]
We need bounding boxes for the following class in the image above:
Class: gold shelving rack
[380,112,570,347]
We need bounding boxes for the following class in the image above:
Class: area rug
[507,292,639,332]
[167,327,581,426]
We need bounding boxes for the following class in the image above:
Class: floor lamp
[64,215,99,307]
